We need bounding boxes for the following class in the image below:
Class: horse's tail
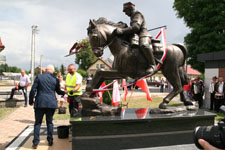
[172,43,188,66]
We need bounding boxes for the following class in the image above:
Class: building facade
[87,58,112,75]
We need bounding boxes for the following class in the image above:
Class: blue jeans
[33,108,55,145]
[10,85,27,106]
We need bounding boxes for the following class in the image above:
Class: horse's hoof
[183,100,193,106]
[159,102,168,109]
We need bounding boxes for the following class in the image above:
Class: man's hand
[198,139,222,150]
[114,28,124,35]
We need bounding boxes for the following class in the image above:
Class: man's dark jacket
[29,72,65,109]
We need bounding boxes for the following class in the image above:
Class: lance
[148,25,167,32]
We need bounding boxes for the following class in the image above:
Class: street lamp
[30,25,38,84]
[40,55,43,74]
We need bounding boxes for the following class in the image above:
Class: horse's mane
[94,17,127,28]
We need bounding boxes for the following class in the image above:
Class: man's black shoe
[32,144,38,149]
[48,141,53,146]
[7,98,13,101]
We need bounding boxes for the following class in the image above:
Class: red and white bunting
[112,80,120,106]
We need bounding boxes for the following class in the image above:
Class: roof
[198,51,225,62]
[88,58,112,69]
[185,65,201,76]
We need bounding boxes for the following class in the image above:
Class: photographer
[194,105,225,149]
[198,139,222,150]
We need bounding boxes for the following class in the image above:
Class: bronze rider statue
[115,2,156,74]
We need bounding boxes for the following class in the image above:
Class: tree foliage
[75,38,97,71]
[60,64,65,76]
[77,69,89,77]
[0,64,21,74]
[173,0,225,72]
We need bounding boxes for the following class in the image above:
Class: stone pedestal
[70,108,215,150]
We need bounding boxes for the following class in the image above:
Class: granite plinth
[70,108,215,150]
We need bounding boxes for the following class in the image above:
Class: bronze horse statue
[81,18,193,116]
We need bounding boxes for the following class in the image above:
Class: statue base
[70,108,215,150]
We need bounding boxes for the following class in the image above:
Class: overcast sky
[0,0,190,70]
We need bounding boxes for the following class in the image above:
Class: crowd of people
[209,76,225,112]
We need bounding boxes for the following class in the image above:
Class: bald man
[9,69,31,107]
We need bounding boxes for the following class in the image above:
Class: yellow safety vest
[66,72,82,96]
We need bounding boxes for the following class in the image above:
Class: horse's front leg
[82,69,124,116]
[86,69,124,94]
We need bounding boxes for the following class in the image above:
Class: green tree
[0,64,21,74]
[102,80,113,105]
[77,69,88,77]
[60,64,65,76]
[75,38,97,72]
[173,0,225,73]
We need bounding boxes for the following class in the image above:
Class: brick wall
[219,68,225,79]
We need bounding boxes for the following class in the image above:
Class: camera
[193,105,225,149]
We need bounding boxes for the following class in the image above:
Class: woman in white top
[57,76,66,107]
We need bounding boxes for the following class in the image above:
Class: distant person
[209,76,217,110]
[214,77,225,112]
[9,70,31,107]
[86,74,92,85]
[57,75,66,108]
[65,64,83,117]
[183,78,192,100]
[191,77,204,108]
[160,78,164,93]
[29,65,65,149]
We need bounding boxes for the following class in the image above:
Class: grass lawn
[0,107,16,120]
[120,95,181,108]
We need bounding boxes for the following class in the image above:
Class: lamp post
[40,55,43,74]
[30,25,38,84]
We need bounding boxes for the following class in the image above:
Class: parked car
[147,80,161,87]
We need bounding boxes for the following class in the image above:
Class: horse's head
[87,18,127,57]
[87,19,108,57]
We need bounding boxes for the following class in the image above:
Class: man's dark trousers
[33,108,55,145]
[10,86,27,106]
[69,95,81,117]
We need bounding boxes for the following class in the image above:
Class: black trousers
[33,108,55,145]
[210,93,215,110]
[10,85,27,106]
[68,95,81,117]
[193,93,203,108]
[214,98,224,112]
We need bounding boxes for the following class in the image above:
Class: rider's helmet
[123,2,135,12]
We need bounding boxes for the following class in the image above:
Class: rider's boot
[141,45,157,74]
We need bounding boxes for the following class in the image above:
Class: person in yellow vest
[65,64,83,117]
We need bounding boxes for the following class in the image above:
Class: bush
[102,80,113,105]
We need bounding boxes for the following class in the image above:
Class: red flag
[69,42,78,54]
[112,80,120,106]
[75,43,85,53]
[136,79,152,101]
[135,108,148,119]
[122,79,128,102]
[98,82,106,103]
